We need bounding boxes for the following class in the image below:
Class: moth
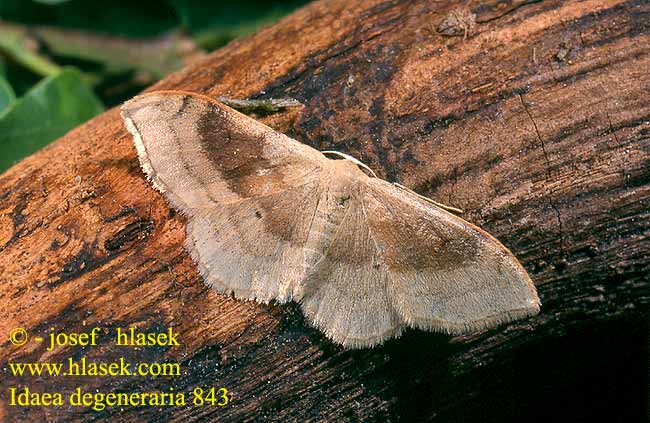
[121,91,540,348]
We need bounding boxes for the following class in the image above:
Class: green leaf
[0,68,104,172]
[0,75,16,117]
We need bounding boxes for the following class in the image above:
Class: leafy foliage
[0,0,309,172]
[0,69,103,171]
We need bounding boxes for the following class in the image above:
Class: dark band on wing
[364,181,481,272]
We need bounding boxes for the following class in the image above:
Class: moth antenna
[393,183,464,214]
[321,150,378,178]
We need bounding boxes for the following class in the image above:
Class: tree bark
[1,0,648,421]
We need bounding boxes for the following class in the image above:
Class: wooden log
[1,0,648,421]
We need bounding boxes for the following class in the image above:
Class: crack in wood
[518,92,566,257]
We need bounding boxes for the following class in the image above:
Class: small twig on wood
[217,96,303,115]
[471,82,494,93]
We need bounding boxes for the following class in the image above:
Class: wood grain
[1,0,648,421]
